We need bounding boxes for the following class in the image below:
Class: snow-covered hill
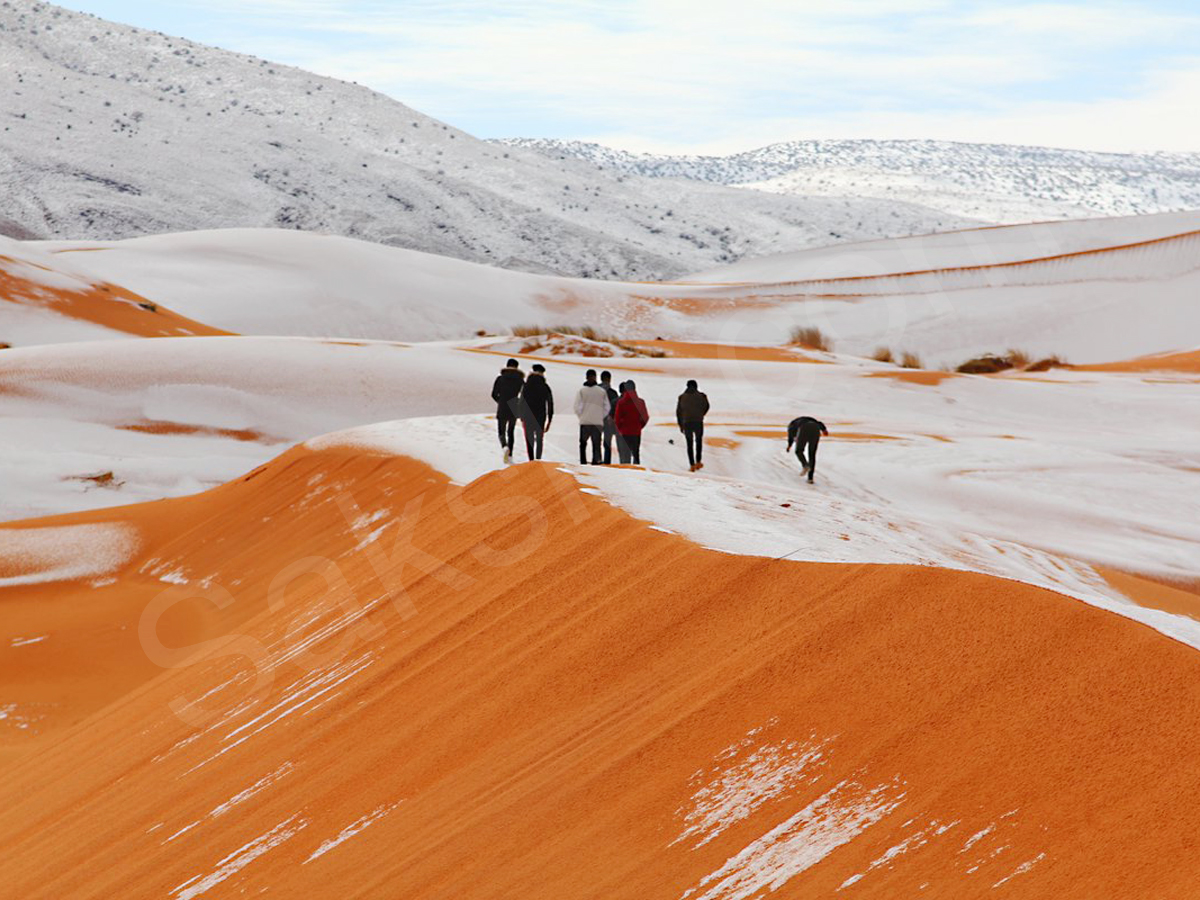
[0,1,973,280]
[501,138,1200,224]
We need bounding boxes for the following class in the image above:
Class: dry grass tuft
[1005,348,1031,369]
[509,324,666,358]
[956,355,1014,374]
[955,350,1068,374]
[1026,355,1070,372]
[789,326,832,352]
[899,351,923,369]
[871,346,894,364]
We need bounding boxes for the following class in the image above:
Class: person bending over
[786,416,829,484]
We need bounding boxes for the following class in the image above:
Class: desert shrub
[1026,355,1070,372]
[956,355,1013,374]
[871,346,894,364]
[1005,348,1031,369]
[789,325,832,351]
[512,323,599,341]
[899,351,923,369]
[508,324,666,358]
[614,341,667,358]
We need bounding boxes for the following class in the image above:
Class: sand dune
[4,446,1200,897]
[29,210,1200,365]
[0,237,227,344]
[1078,347,1200,374]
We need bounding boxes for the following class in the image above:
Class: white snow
[0,522,138,587]
[675,731,831,849]
[506,138,1200,226]
[992,853,1046,888]
[27,210,1200,368]
[9,635,48,647]
[303,801,404,864]
[680,779,904,900]
[170,814,307,900]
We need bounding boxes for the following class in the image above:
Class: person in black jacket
[520,363,554,460]
[676,379,710,471]
[491,358,524,463]
[786,416,829,484]
[599,370,620,464]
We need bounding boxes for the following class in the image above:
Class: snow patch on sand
[675,730,832,848]
[171,814,307,900]
[681,779,904,900]
[0,522,137,587]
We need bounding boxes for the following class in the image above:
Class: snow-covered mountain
[0,1,973,280]
[500,138,1200,224]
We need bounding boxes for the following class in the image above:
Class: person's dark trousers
[616,433,632,464]
[625,434,642,465]
[523,415,546,460]
[682,422,704,466]
[796,437,819,482]
[579,425,602,464]
[602,421,617,464]
[497,406,518,455]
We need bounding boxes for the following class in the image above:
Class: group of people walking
[490,358,828,481]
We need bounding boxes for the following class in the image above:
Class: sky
[54,0,1200,155]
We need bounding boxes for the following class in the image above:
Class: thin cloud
[55,0,1200,152]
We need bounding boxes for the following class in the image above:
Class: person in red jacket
[613,380,650,465]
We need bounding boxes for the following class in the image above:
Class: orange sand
[0,253,228,338]
[1100,567,1200,621]
[461,346,663,373]
[4,451,1200,896]
[1079,349,1200,374]
[866,369,959,386]
[623,339,825,363]
[117,420,279,444]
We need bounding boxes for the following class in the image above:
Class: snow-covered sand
[26,209,1200,367]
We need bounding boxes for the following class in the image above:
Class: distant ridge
[498,138,1200,224]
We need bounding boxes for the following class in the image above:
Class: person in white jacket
[574,369,610,465]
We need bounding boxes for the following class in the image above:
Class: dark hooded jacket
[787,416,828,447]
[491,367,524,410]
[601,382,619,424]
[520,372,554,423]
[676,387,710,426]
